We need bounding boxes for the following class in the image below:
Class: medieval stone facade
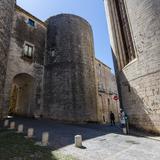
[0,2,118,123]
[44,14,98,122]
[104,0,160,133]
[3,5,46,117]
[95,59,119,123]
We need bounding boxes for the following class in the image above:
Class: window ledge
[21,55,33,63]
[122,58,137,71]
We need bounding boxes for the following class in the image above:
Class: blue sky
[17,0,114,72]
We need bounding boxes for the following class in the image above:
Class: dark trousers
[111,119,115,126]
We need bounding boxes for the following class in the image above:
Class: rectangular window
[28,18,35,27]
[98,82,105,93]
[23,43,34,58]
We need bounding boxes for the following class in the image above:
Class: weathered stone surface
[3,6,46,116]
[0,3,118,124]
[0,0,15,115]
[105,0,160,133]
[95,59,120,123]
[44,14,98,122]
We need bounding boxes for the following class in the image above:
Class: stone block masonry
[0,2,118,124]
[104,0,160,133]
[44,14,98,122]
[2,5,46,117]
[0,0,15,115]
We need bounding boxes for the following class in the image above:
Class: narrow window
[128,84,131,92]
[108,98,110,105]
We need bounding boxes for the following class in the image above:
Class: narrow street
[5,117,160,160]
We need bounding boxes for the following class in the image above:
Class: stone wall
[3,7,46,116]
[44,14,98,122]
[0,0,15,115]
[95,59,119,123]
[105,0,160,133]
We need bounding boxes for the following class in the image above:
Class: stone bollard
[123,127,127,134]
[10,122,15,129]
[27,128,34,138]
[42,132,49,146]
[17,124,23,133]
[4,119,9,127]
[75,135,82,148]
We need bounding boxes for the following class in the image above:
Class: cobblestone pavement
[4,117,160,160]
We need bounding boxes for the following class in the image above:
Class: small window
[23,43,34,58]
[128,84,131,92]
[27,18,35,27]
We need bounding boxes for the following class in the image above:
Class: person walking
[110,111,115,126]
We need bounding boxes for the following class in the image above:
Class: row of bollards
[3,119,83,148]
[3,119,49,146]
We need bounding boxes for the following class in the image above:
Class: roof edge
[15,5,46,27]
[95,58,111,70]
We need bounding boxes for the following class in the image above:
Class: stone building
[0,1,118,123]
[104,0,160,133]
[95,59,119,124]
[3,5,46,117]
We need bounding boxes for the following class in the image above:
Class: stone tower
[44,14,98,122]
[104,0,160,133]
[0,0,15,114]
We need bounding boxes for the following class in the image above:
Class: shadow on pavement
[1,117,123,150]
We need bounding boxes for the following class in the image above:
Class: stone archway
[9,73,34,116]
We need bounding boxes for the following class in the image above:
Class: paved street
[4,117,160,160]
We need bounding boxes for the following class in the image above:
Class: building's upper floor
[10,5,47,65]
[95,58,118,95]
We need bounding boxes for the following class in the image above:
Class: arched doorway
[9,73,34,116]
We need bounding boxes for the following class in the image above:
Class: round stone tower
[44,14,97,122]
[0,0,15,114]
[105,0,160,133]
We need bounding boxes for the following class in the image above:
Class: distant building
[95,59,119,124]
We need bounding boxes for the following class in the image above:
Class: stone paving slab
[55,133,160,160]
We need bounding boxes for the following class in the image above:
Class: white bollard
[10,122,15,129]
[123,127,127,134]
[75,135,82,148]
[27,128,34,138]
[17,124,23,133]
[4,119,9,127]
[42,132,49,146]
